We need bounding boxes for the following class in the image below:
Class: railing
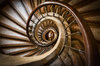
[26,1,99,66]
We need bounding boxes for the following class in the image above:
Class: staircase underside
[0,0,100,66]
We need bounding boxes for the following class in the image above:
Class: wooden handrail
[26,1,99,66]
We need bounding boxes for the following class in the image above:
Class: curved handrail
[26,1,99,66]
[27,1,99,66]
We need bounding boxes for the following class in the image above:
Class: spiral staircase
[0,0,100,66]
